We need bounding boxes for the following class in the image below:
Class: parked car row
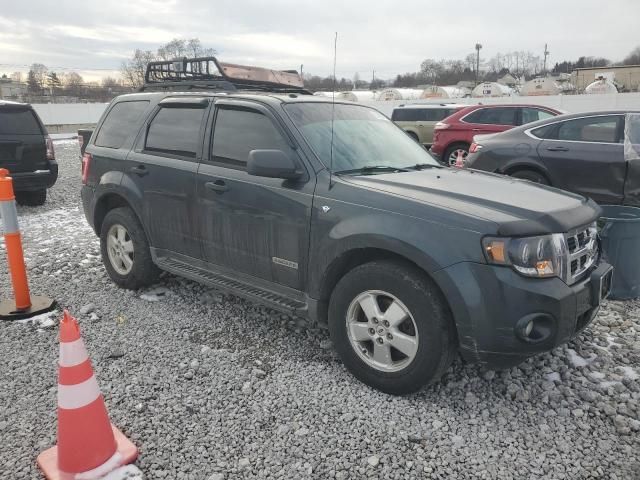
[392,102,640,207]
[466,110,640,206]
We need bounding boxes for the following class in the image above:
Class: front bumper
[433,260,613,369]
[11,163,58,191]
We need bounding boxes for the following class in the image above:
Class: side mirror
[247,150,302,180]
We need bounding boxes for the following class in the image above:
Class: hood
[342,168,600,236]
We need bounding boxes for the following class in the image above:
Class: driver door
[196,100,315,290]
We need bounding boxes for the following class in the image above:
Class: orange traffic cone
[454,150,465,169]
[37,311,138,480]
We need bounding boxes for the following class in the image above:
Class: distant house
[571,65,640,93]
[0,79,28,101]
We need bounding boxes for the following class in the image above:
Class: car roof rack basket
[140,56,310,94]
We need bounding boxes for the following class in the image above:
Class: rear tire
[100,207,160,289]
[510,169,550,185]
[328,260,457,395]
[443,143,470,166]
[15,189,46,206]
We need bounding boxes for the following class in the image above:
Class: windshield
[284,103,439,173]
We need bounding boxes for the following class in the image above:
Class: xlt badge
[272,257,299,270]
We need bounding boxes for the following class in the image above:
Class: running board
[156,257,307,314]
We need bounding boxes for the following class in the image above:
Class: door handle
[129,165,149,177]
[546,146,569,152]
[205,180,229,193]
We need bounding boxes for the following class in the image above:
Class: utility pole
[372,69,375,88]
[475,43,482,85]
[300,64,303,77]
[543,44,550,75]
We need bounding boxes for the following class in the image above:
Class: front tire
[15,189,46,206]
[328,260,457,395]
[100,207,159,289]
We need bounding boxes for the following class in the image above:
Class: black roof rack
[140,56,311,94]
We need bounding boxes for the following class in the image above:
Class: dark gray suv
[81,58,612,394]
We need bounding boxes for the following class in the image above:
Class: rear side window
[392,109,421,122]
[211,107,289,168]
[464,107,517,126]
[95,101,149,148]
[145,107,206,158]
[556,116,621,143]
[0,109,42,135]
[521,107,556,124]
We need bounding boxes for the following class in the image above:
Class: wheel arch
[93,191,146,238]
[502,162,552,185]
[316,246,457,341]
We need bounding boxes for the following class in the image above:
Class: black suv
[81,58,613,394]
[0,100,58,205]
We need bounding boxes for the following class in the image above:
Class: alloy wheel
[345,290,419,372]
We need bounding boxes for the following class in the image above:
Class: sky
[0,0,638,82]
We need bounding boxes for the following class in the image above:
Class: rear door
[0,105,46,174]
[534,114,625,203]
[124,97,209,259]
[197,99,314,290]
[461,106,519,136]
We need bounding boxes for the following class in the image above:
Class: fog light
[515,313,554,344]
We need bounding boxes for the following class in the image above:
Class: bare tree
[120,49,156,88]
[61,71,85,97]
[28,63,48,93]
[121,38,217,88]
[10,71,22,83]
[186,38,217,57]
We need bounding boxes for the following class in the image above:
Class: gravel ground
[1,141,639,480]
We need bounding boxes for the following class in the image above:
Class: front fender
[308,210,485,299]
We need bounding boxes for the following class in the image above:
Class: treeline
[3,64,133,102]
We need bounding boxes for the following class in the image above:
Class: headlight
[483,234,567,278]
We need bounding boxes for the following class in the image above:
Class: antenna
[329,32,338,188]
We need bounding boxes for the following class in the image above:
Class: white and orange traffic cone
[37,310,138,480]
[0,168,56,320]
[454,150,466,169]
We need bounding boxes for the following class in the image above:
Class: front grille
[564,223,598,285]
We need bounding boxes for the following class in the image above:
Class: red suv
[430,104,562,165]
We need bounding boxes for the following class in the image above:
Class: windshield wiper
[334,165,409,175]
[405,163,442,171]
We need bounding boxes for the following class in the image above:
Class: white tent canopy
[585,79,618,95]
[472,82,514,98]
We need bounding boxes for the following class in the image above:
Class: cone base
[36,425,138,480]
[0,295,56,320]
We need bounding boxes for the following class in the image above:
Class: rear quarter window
[0,109,42,135]
[94,100,150,149]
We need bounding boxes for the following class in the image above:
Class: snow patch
[566,348,596,368]
[617,366,639,380]
[545,372,561,382]
[17,310,59,328]
[140,286,170,302]
[100,465,143,480]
